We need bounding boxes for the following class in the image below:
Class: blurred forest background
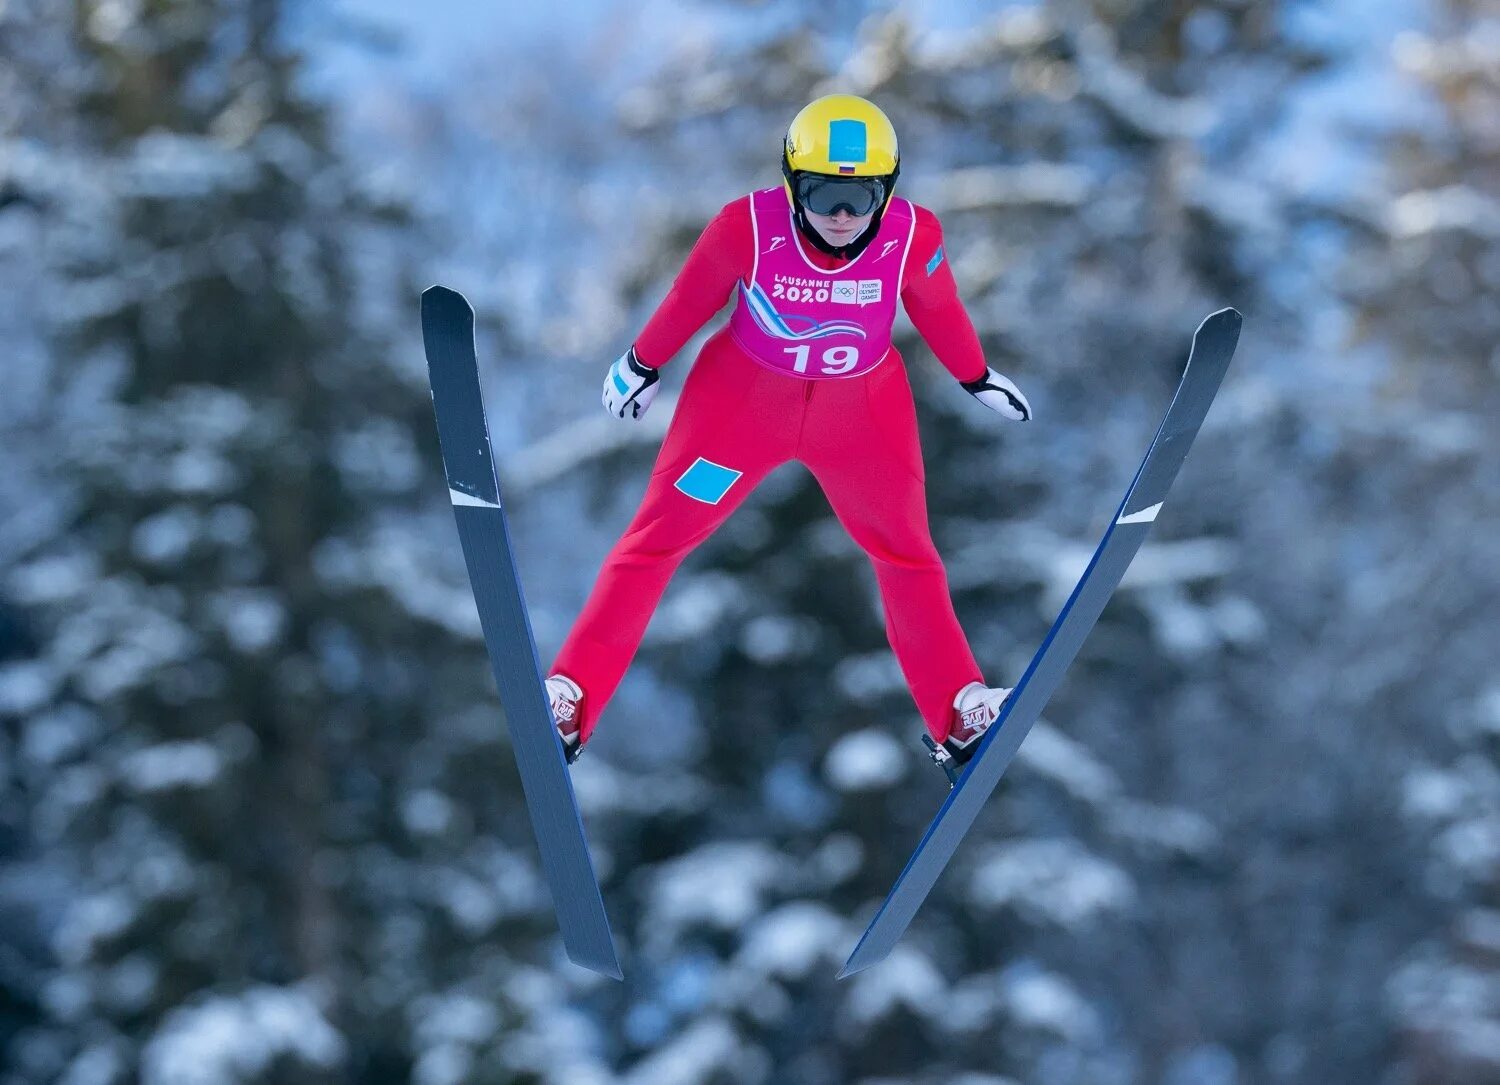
[2,0,1498,1083]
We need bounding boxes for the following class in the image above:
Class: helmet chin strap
[792,202,888,260]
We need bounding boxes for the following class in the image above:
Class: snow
[6,554,101,605]
[412,1044,473,1085]
[41,973,91,1024]
[504,403,674,492]
[823,728,908,791]
[761,758,835,827]
[1073,20,1215,140]
[118,742,223,794]
[936,971,1006,1034]
[618,1017,766,1085]
[209,589,287,654]
[644,571,746,644]
[738,614,819,663]
[427,869,506,935]
[102,953,160,1014]
[411,991,501,1047]
[140,985,347,1085]
[122,133,258,201]
[918,163,1093,213]
[73,607,197,703]
[53,891,137,967]
[400,788,456,837]
[1015,721,1120,805]
[129,844,197,902]
[832,651,908,703]
[1456,910,1500,959]
[996,960,1102,1043]
[312,523,484,639]
[734,901,846,980]
[844,944,947,1025]
[567,758,710,818]
[58,1043,127,1085]
[496,966,612,1081]
[1388,950,1500,1071]
[1390,185,1500,240]
[1472,686,1500,738]
[130,506,200,565]
[914,5,1051,65]
[332,416,424,495]
[0,660,58,715]
[1162,1044,1241,1085]
[805,833,864,888]
[35,766,108,845]
[969,839,1137,928]
[1436,819,1500,885]
[1402,764,1473,821]
[644,842,782,945]
[1107,799,1222,863]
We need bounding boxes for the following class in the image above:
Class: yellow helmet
[780,94,901,256]
[782,93,900,179]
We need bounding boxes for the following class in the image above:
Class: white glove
[602,347,661,420]
[961,366,1031,421]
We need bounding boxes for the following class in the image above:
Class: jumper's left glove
[961,366,1032,421]
[602,347,661,420]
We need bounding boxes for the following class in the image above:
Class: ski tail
[838,308,1241,979]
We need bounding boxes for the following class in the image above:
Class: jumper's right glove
[601,347,661,420]
[961,366,1032,421]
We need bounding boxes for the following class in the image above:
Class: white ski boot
[923,680,1013,786]
[545,674,586,763]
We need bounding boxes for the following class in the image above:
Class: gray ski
[840,308,1242,979]
[421,285,621,980]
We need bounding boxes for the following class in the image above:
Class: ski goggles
[792,172,890,217]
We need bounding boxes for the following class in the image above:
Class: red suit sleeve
[633,198,753,369]
[900,204,988,384]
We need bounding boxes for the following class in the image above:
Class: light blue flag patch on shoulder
[926,246,945,276]
[674,457,743,505]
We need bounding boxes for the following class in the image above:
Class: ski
[421,285,622,981]
[839,308,1242,979]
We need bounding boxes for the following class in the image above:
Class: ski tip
[836,948,881,981]
[836,930,891,980]
[1198,307,1243,334]
[421,284,472,315]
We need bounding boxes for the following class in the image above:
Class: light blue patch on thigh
[674,457,743,504]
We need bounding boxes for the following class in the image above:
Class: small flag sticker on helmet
[838,165,856,174]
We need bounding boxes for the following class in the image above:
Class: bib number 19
[784,345,860,376]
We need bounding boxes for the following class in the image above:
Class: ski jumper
[551,188,993,744]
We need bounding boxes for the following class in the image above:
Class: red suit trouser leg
[798,353,984,737]
[550,330,983,744]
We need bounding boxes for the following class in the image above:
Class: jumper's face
[805,207,874,248]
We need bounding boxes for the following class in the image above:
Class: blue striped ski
[421,285,621,980]
[839,308,1242,979]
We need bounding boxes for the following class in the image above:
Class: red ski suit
[551,191,993,744]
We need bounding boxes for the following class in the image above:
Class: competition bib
[727,187,914,380]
